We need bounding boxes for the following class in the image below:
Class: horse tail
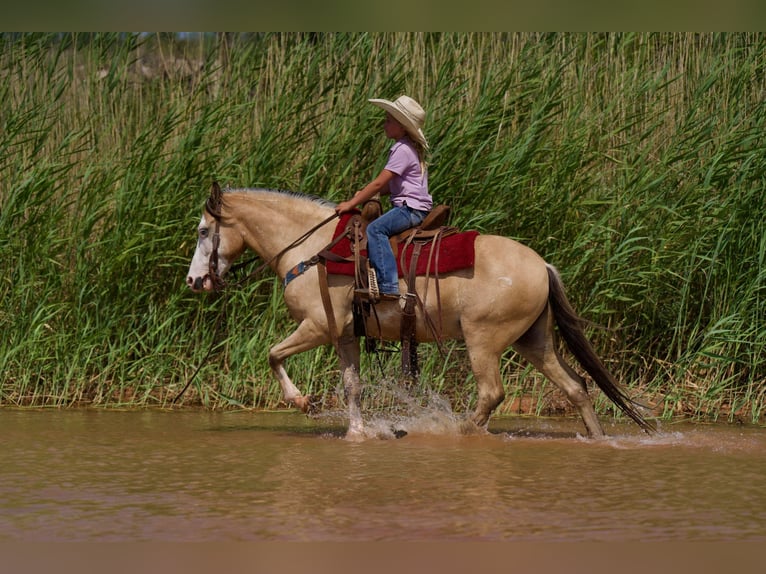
[545,264,656,433]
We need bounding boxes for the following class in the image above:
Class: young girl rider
[335,95,432,300]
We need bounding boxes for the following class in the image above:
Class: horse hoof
[459,418,487,435]
[291,395,316,414]
[392,428,408,439]
[344,428,366,442]
[304,395,322,414]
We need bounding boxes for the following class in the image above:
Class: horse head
[186,182,244,292]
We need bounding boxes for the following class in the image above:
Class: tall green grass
[1,32,764,422]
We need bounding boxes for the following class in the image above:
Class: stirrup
[367,267,379,300]
[353,289,400,303]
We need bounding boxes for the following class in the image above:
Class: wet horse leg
[268,320,365,438]
[336,336,364,439]
[513,304,605,438]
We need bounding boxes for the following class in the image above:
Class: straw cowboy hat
[369,95,429,149]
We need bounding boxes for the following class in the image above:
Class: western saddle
[344,199,456,379]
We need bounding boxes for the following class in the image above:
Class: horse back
[358,234,550,343]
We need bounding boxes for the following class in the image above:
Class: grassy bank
[1,32,764,422]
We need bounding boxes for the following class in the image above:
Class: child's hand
[335,200,357,214]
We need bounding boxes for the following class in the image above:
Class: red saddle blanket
[325,213,479,277]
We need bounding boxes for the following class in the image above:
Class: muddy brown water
[1,408,765,542]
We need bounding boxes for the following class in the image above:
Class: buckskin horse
[185,183,655,439]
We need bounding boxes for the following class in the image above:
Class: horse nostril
[186,276,193,287]
[193,277,204,291]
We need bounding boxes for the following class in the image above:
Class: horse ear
[206,181,223,218]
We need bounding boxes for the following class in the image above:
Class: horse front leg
[268,319,328,412]
[336,335,363,440]
[268,320,365,439]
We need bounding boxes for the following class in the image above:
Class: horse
[185,184,655,439]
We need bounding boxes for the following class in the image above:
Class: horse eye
[199,228,209,239]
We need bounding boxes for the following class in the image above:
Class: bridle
[203,189,227,291]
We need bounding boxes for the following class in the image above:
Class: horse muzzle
[187,274,215,293]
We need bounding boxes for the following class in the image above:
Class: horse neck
[224,190,336,276]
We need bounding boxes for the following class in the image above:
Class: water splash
[365,379,464,438]
[311,378,466,439]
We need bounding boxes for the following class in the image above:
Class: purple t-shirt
[384,137,432,212]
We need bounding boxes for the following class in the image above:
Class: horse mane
[221,186,337,209]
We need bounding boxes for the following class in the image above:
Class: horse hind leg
[463,341,506,432]
[513,305,606,438]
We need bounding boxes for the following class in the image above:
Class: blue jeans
[366,205,428,294]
